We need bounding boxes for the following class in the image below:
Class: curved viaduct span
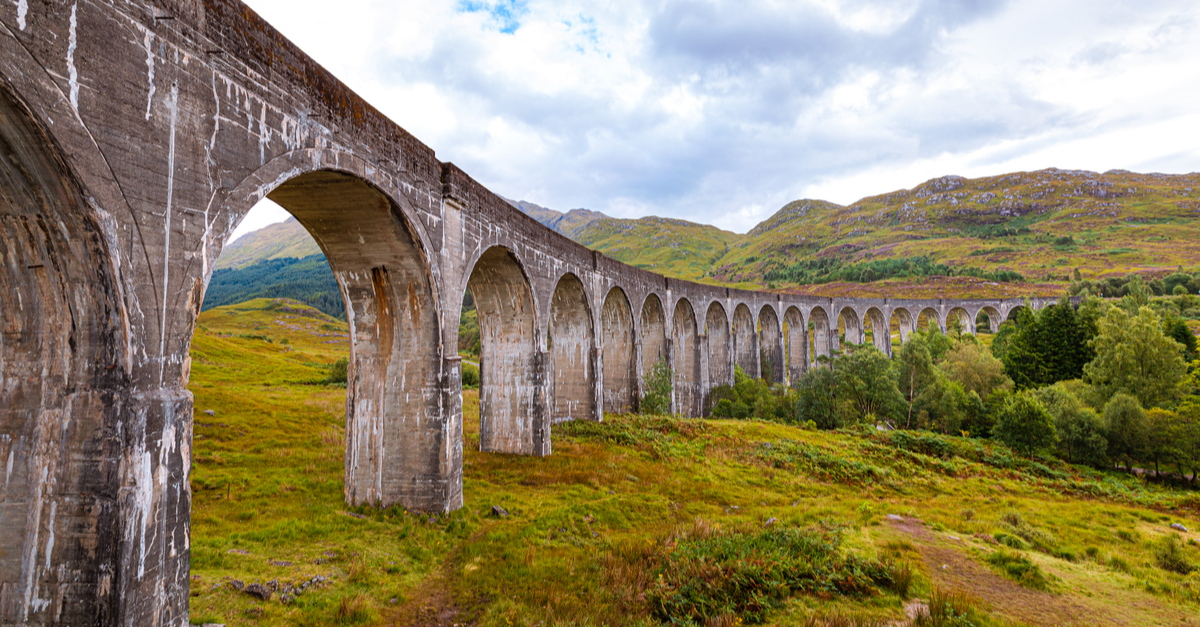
[0,1,1061,624]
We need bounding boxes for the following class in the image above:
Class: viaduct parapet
[0,1,1061,624]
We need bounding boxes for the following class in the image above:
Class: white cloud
[243,0,1200,233]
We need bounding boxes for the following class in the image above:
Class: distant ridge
[216,217,322,270]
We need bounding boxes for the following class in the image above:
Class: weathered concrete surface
[0,1,1069,624]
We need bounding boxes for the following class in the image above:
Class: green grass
[188,299,1200,626]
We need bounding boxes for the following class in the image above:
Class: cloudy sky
[232,0,1200,239]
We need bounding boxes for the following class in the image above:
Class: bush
[461,362,479,388]
[641,358,673,415]
[325,357,349,385]
[912,587,987,626]
[1156,535,1196,575]
[984,550,1052,590]
[993,393,1056,456]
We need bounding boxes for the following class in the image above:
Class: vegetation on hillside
[204,254,345,319]
[187,298,1200,627]
[216,217,323,270]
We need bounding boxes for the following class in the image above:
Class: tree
[1103,392,1148,473]
[1145,408,1184,478]
[940,340,1013,400]
[1165,317,1198,363]
[1035,384,1106,467]
[1001,300,1095,389]
[994,393,1057,456]
[1084,306,1188,408]
[897,335,936,429]
[834,344,904,425]
[640,358,674,415]
[795,366,839,429]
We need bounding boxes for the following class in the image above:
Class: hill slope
[217,217,322,270]
[185,299,1200,627]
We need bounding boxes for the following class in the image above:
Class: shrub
[707,384,737,417]
[640,358,673,415]
[912,587,987,627]
[712,398,734,418]
[1156,535,1196,575]
[334,592,376,625]
[994,533,1030,551]
[994,393,1056,456]
[1107,555,1131,573]
[985,550,1051,590]
[461,362,479,388]
[325,357,349,385]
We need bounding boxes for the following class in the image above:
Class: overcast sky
[230,0,1200,240]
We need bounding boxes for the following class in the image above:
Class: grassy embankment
[189,299,1200,627]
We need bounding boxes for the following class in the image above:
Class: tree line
[706,287,1200,483]
[763,255,1024,286]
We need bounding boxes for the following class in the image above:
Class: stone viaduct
[0,1,1062,624]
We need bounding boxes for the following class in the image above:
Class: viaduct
[0,1,1061,624]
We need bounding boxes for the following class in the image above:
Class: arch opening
[809,306,831,366]
[783,307,806,384]
[601,288,636,414]
[548,274,595,423]
[947,307,973,337]
[917,308,942,333]
[976,306,1002,334]
[889,307,915,350]
[673,299,701,417]
[467,246,542,456]
[732,303,758,378]
[705,302,732,389]
[836,307,862,351]
[640,294,668,386]
[864,307,889,355]
[758,305,783,383]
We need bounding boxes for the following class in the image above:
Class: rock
[948,535,960,541]
[280,593,293,605]
[886,514,904,522]
[228,580,245,591]
[266,579,279,591]
[491,505,509,518]
[582,514,596,524]
[244,583,271,601]
[268,560,292,567]
[200,623,226,627]
[427,515,438,524]
[764,518,778,526]
[227,549,249,555]
[389,597,398,605]
[1171,523,1188,533]
[974,533,998,545]
[203,409,215,416]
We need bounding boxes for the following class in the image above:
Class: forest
[204,254,345,319]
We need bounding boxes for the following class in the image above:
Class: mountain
[505,198,609,238]
[216,217,322,270]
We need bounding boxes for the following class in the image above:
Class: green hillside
[217,217,322,270]
[186,299,1200,627]
[204,254,344,319]
[572,216,741,283]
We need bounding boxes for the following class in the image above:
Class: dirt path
[891,519,1199,627]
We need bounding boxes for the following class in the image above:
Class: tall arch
[732,303,758,378]
[705,302,732,388]
[673,299,702,417]
[548,274,595,423]
[264,171,446,508]
[837,306,863,349]
[864,307,889,355]
[976,306,1002,333]
[918,307,943,333]
[640,293,668,381]
[890,307,915,348]
[601,287,636,414]
[467,247,543,455]
[0,80,130,625]
[758,305,783,383]
[809,306,831,365]
[947,307,973,336]
[783,307,806,384]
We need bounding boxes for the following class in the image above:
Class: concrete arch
[467,246,546,456]
[758,305,783,383]
[975,306,1002,333]
[837,306,863,349]
[258,170,447,511]
[0,80,132,626]
[548,274,595,424]
[890,307,916,346]
[640,293,668,378]
[732,303,758,378]
[601,287,636,414]
[1005,305,1031,323]
[947,307,974,336]
[864,307,890,355]
[809,306,832,364]
[705,302,732,389]
[673,298,701,416]
[783,306,807,384]
[918,307,943,333]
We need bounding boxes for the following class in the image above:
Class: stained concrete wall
[0,1,1071,623]
[705,302,731,390]
[601,288,636,414]
[758,305,783,384]
[732,303,758,378]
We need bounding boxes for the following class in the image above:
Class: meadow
[188,299,1200,627]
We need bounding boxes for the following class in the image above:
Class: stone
[764,518,778,526]
[1171,523,1188,533]
[244,583,272,601]
[886,514,904,522]
[229,580,245,591]
[204,409,216,416]
[492,505,510,518]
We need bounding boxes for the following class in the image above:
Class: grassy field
[189,300,1200,626]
